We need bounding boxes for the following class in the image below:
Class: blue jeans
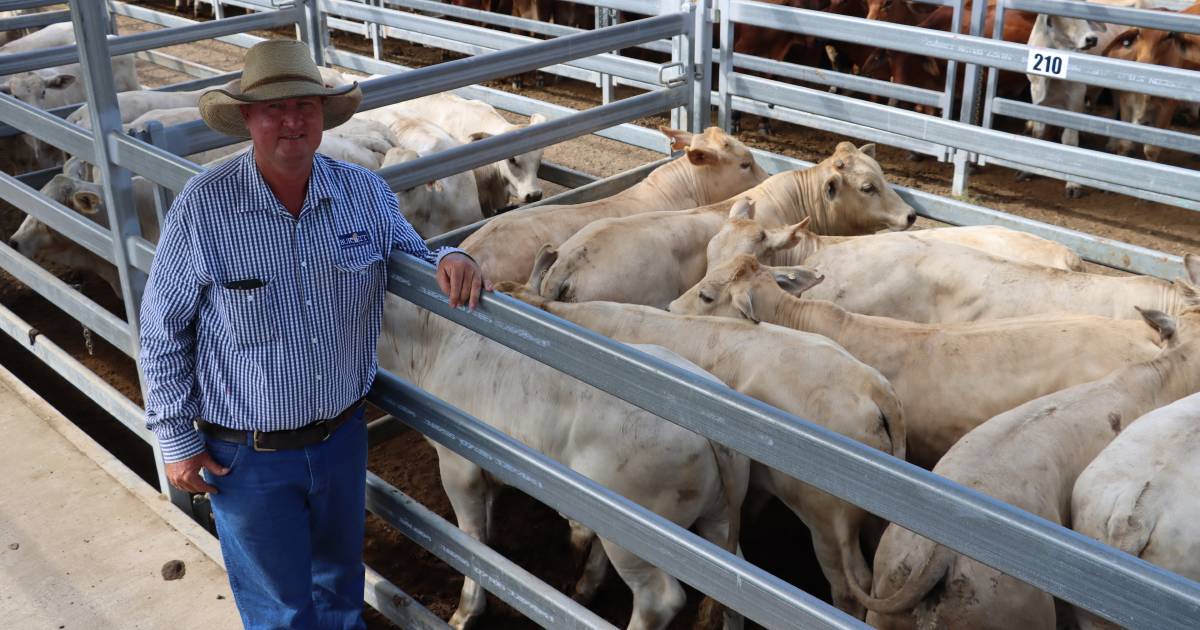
[204,409,368,630]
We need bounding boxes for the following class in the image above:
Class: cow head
[658,126,770,202]
[469,113,547,206]
[821,142,916,233]
[705,199,812,271]
[8,174,105,269]
[3,70,76,109]
[383,147,439,229]
[1033,14,1106,52]
[1103,25,1195,161]
[668,254,823,323]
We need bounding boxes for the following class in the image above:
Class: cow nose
[906,212,917,227]
[524,191,543,203]
[1084,35,1098,49]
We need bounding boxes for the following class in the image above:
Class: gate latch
[657,62,688,88]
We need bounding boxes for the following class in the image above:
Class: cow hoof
[758,121,774,136]
[511,78,524,90]
[1065,184,1086,199]
[534,74,545,89]
[1016,171,1035,182]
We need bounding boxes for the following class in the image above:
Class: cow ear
[824,172,842,201]
[528,113,548,126]
[771,266,824,296]
[858,143,876,159]
[685,147,715,165]
[728,198,755,220]
[1184,253,1200,285]
[732,287,759,324]
[766,221,806,252]
[660,126,695,151]
[529,244,558,292]
[1136,307,1177,346]
[467,131,492,143]
[71,190,102,215]
[47,74,76,90]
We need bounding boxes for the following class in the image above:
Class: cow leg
[1144,101,1178,163]
[600,539,686,630]
[1062,85,1086,198]
[692,515,745,630]
[439,455,497,629]
[571,534,610,604]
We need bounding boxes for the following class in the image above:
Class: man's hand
[165,451,229,494]
[437,252,492,310]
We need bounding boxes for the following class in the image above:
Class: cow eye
[740,161,752,169]
[699,290,714,304]
[1123,38,1133,48]
[861,183,876,193]
[508,157,517,165]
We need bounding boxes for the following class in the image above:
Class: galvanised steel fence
[3,0,1200,628]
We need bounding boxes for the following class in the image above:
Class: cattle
[532,143,915,308]
[1024,9,1120,198]
[1071,391,1200,630]
[497,283,904,618]
[0,21,73,56]
[0,9,36,47]
[1102,2,1200,162]
[377,296,748,630]
[762,228,1200,323]
[460,126,769,284]
[360,92,548,214]
[669,255,1163,467]
[8,174,158,295]
[380,115,483,237]
[860,307,1200,630]
[707,208,1084,271]
[862,3,1037,112]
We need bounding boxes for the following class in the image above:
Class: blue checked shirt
[139,150,461,463]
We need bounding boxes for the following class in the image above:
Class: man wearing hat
[138,40,488,628]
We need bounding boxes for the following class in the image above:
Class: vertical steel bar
[298,0,328,66]
[67,0,190,512]
[941,0,962,125]
[370,0,383,60]
[952,0,988,194]
[717,0,734,130]
[214,0,226,20]
[142,122,174,230]
[980,0,1009,158]
[598,7,615,105]
[690,0,712,132]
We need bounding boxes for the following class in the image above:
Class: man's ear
[659,126,695,152]
[732,286,758,323]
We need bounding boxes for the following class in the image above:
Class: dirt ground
[2,1,1199,628]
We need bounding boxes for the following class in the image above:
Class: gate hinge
[658,61,688,87]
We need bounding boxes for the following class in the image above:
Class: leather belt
[197,399,364,452]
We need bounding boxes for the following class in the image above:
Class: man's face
[240,96,324,170]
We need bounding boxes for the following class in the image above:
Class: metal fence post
[597,6,615,105]
[298,0,328,66]
[689,0,713,132]
[370,0,383,60]
[716,0,733,131]
[979,0,1009,160]
[67,0,191,513]
[140,121,175,230]
[952,0,989,196]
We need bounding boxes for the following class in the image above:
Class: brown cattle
[1102,2,1200,161]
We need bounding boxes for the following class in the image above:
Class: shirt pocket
[334,248,385,319]
[217,281,278,348]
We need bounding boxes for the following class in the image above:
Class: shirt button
[246,295,254,302]
[311,337,318,344]
[305,299,312,306]
[300,261,307,268]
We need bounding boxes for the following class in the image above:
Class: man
[139,40,488,629]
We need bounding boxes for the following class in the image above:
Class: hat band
[241,73,324,93]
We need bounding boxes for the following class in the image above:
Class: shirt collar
[236,149,336,214]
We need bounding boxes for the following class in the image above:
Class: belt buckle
[252,431,277,452]
[317,419,332,442]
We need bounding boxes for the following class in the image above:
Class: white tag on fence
[1026,49,1070,79]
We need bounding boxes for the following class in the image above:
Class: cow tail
[846,540,951,614]
[878,382,907,461]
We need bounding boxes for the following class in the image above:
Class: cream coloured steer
[378,297,748,630]
[748,227,1200,323]
[462,126,769,284]
[379,116,482,238]
[498,283,904,619]
[669,255,1163,467]
[531,143,915,308]
[860,307,1200,630]
[1071,391,1200,630]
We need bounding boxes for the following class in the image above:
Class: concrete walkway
[0,365,241,630]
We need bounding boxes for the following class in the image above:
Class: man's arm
[384,189,491,309]
[139,208,206,463]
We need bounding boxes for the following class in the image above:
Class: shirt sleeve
[139,202,206,463]
[383,183,466,266]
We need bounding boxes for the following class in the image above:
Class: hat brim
[198,81,362,138]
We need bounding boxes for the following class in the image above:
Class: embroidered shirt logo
[337,231,372,250]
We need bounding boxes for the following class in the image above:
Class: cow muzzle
[523,190,543,203]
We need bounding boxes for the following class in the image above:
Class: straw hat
[198,39,361,137]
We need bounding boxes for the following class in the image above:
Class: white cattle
[769,230,1200,323]
[8,174,158,295]
[0,9,36,47]
[861,307,1200,630]
[1071,391,1200,630]
[462,126,769,285]
[0,23,81,174]
[533,144,915,308]
[0,21,73,55]
[360,91,547,214]
[378,297,748,630]
[669,255,1163,467]
[497,283,904,618]
[1024,6,1122,198]
[380,116,482,237]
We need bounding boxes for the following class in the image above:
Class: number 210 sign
[1027,49,1070,78]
